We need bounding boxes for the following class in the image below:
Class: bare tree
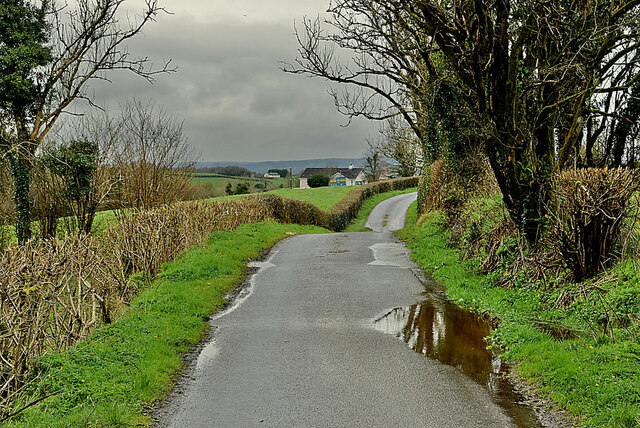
[51,100,198,217]
[0,0,173,243]
[363,139,384,182]
[405,0,640,242]
[283,3,433,141]
[112,99,199,210]
[287,0,640,244]
[376,118,423,177]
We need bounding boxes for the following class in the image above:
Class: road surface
[159,192,522,427]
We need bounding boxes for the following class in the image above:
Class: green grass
[397,204,640,427]
[344,187,417,232]
[6,221,328,427]
[267,186,354,211]
[1,208,119,245]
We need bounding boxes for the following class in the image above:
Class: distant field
[192,173,290,196]
[267,186,353,211]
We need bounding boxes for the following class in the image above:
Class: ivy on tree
[41,140,99,234]
[0,0,51,244]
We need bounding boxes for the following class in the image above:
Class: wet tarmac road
[159,192,532,427]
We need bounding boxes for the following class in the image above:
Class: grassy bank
[344,187,417,232]
[397,205,640,427]
[5,222,327,427]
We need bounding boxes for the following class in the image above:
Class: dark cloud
[81,2,378,162]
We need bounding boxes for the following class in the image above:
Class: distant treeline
[195,166,252,177]
[195,173,263,182]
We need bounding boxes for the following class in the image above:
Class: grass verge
[6,221,327,427]
[397,204,640,427]
[344,187,417,232]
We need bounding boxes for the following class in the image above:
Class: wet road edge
[146,245,278,427]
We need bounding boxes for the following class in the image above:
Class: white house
[299,164,368,189]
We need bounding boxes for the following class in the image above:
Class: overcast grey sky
[87,0,378,163]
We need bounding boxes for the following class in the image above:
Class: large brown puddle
[374,293,543,427]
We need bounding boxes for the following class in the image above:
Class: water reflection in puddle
[374,297,543,427]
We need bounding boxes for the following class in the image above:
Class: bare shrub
[108,198,273,278]
[30,161,64,239]
[548,168,640,281]
[0,235,111,400]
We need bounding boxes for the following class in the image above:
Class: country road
[157,192,539,427]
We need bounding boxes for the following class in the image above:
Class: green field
[206,184,358,211]
[267,186,354,211]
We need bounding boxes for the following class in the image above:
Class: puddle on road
[368,242,414,267]
[195,255,278,372]
[247,260,275,269]
[374,296,542,427]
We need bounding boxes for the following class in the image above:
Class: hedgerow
[0,177,417,418]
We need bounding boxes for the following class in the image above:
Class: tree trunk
[9,154,32,244]
[485,128,552,246]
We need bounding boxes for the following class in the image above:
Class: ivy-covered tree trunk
[486,136,553,245]
[8,152,32,244]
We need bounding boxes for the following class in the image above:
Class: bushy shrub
[548,168,640,281]
[234,182,250,195]
[308,173,329,188]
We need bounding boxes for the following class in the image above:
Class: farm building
[299,165,367,189]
